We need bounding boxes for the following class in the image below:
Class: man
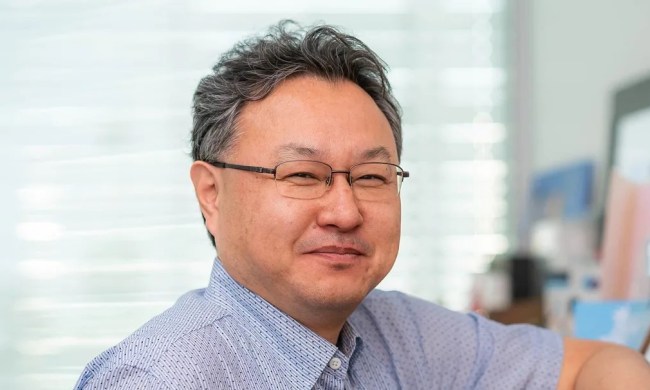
[75,21,650,389]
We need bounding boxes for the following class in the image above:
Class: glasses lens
[350,163,404,200]
[274,161,331,199]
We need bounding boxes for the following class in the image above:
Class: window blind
[0,1,511,388]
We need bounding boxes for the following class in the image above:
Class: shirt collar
[339,320,362,358]
[204,258,357,387]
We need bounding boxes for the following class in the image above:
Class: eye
[354,174,389,186]
[280,171,324,185]
[289,171,318,179]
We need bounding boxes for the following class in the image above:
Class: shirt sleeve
[467,312,563,389]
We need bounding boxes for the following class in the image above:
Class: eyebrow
[276,143,319,161]
[362,146,392,162]
[275,143,394,163]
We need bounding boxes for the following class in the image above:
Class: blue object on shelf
[531,160,594,220]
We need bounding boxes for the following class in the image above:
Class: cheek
[363,202,401,237]
[217,180,266,247]
[245,195,314,253]
[369,205,401,268]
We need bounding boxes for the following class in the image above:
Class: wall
[529,0,650,204]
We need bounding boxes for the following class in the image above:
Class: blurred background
[1,0,649,388]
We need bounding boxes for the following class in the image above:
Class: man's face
[211,76,401,319]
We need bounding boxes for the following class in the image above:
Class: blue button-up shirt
[75,259,563,389]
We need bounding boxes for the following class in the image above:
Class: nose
[316,174,363,231]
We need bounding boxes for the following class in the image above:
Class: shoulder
[75,288,234,389]
[351,290,483,356]
[351,290,563,388]
[354,289,474,331]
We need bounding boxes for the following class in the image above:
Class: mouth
[307,245,364,256]
[298,237,372,265]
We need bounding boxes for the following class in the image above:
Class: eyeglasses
[204,159,409,201]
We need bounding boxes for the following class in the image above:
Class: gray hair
[191,20,402,246]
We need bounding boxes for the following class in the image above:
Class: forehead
[234,76,398,164]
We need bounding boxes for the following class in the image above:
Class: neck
[299,313,349,345]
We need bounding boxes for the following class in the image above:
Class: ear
[190,161,221,238]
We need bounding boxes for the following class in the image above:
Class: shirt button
[328,357,342,370]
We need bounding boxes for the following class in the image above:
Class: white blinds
[0,1,510,388]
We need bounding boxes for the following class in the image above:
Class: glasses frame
[203,159,410,198]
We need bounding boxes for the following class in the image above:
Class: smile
[308,245,364,256]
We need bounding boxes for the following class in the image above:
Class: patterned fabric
[75,259,563,389]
